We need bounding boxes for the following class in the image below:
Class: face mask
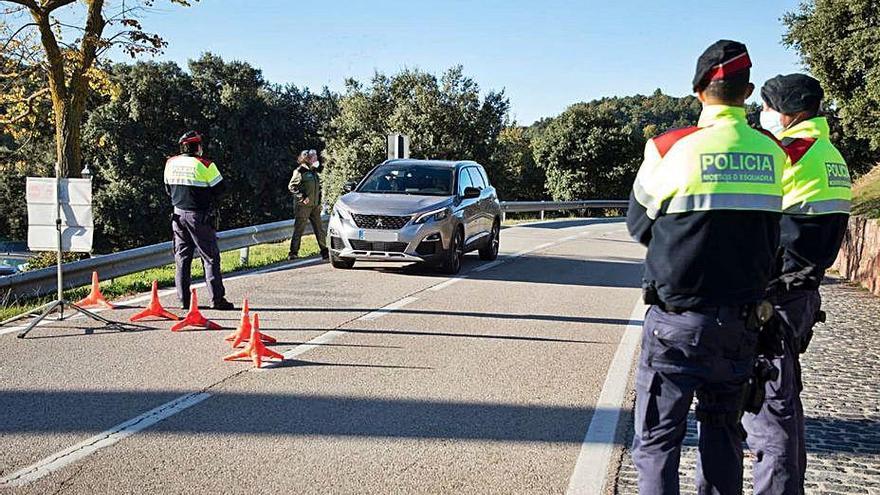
[759,109,785,136]
[312,161,321,169]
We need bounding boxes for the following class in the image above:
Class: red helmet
[178,131,203,155]
[178,130,202,145]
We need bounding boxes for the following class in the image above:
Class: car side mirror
[343,180,358,193]
[462,186,481,199]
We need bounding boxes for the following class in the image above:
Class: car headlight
[333,204,352,220]
[413,207,449,224]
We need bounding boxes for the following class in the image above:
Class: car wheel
[330,251,355,269]
[479,220,500,261]
[440,228,464,274]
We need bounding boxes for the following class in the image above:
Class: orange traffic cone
[225,299,277,348]
[224,298,251,342]
[75,271,114,309]
[223,314,283,368]
[130,281,179,322]
[170,289,222,331]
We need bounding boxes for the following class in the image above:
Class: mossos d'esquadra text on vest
[699,152,776,184]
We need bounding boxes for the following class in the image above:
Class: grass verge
[853,165,880,218]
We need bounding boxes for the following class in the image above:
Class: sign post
[1,168,137,338]
[387,133,410,160]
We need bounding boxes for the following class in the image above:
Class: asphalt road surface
[0,218,645,494]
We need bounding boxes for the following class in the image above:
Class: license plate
[358,229,398,242]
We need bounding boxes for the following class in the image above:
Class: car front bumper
[327,212,453,263]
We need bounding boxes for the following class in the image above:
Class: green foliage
[323,66,510,205]
[531,90,702,201]
[490,127,546,201]
[81,54,334,252]
[784,0,880,170]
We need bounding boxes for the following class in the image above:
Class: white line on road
[428,276,466,291]
[357,296,420,321]
[0,392,211,488]
[565,299,646,495]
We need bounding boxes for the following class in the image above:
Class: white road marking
[357,296,419,321]
[0,258,322,337]
[0,392,211,487]
[565,299,646,495]
[428,276,467,291]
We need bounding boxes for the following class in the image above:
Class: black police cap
[761,74,824,114]
[692,40,751,91]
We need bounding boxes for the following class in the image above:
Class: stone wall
[833,216,880,296]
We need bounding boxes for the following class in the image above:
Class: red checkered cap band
[181,135,202,144]
[706,52,751,82]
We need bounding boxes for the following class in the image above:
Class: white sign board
[26,177,94,253]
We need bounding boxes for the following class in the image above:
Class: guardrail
[0,200,627,300]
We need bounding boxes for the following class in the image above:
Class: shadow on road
[505,217,623,230]
[249,307,639,328]
[263,327,613,345]
[350,255,643,289]
[4,388,874,454]
[0,390,626,444]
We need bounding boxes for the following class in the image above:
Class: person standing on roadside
[164,131,235,310]
[288,149,329,261]
[743,74,852,495]
[626,40,789,494]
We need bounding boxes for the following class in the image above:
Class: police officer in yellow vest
[627,40,789,494]
[743,74,851,495]
[164,131,234,310]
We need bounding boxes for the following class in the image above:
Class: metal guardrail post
[239,247,249,266]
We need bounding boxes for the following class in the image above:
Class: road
[0,218,645,494]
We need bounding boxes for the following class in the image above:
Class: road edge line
[565,299,645,495]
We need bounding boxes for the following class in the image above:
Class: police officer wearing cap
[164,131,235,310]
[627,40,789,494]
[742,74,851,495]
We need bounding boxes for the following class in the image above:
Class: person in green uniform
[288,149,329,260]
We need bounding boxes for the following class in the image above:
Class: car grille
[349,240,408,253]
[352,214,410,230]
[330,236,344,250]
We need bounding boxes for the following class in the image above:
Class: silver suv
[327,159,501,274]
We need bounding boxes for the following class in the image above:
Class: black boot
[320,247,329,260]
[212,298,235,310]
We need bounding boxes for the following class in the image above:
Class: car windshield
[358,165,453,196]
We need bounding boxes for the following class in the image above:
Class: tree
[530,91,702,201]
[324,66,509,205]
[0,0,194,177]
[783,0,880,174]
[532,103,643,201]
[490,126,545,201]
[81,54,334,251]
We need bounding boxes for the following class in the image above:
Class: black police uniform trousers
[172,208,226,306]
[742,289,820,495]
[633,304,758,495]
[289,202,327,257]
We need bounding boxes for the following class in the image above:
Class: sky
[119,0,805,125]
